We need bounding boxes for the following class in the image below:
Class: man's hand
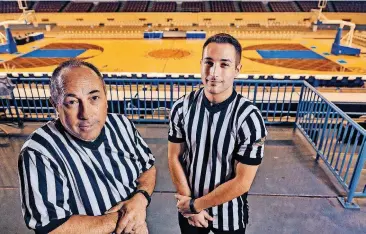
[132,222,148,234]
[187,210,214,228]
[105,194,148,234]
[175,194,197,215]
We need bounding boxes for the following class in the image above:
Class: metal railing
[0,77,365,209]
[296,82,366,209]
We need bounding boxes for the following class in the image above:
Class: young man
[168,34,267,234]
[18,60,155,234]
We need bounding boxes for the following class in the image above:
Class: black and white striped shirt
[168,88,267,231]
[18,113,155,233]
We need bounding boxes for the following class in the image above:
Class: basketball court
[1,37,366,74]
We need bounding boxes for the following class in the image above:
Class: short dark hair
[50,60,104,105]
[202,33,242,65]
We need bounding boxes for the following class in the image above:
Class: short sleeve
[168,97,186,143]
[133,124,156,173]
[235,109,268,165]
[18,149,72,233]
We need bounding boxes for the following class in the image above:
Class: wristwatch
[134,190,151,207]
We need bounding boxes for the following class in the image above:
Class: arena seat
[120,1,149,12]
[268,1,298,12]
[150,2,176,12]
[181,2,205,12]
[240,2,267,12]
[333,1,366,12]
[296,1,332,12]
[33,1,67,13]
[63,2,94,13]
[92,2,120,12]
[0,1,31,13]
[210,1,236,12]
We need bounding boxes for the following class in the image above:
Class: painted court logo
[147,49,191,60]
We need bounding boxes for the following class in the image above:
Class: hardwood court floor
[0,38,365,75]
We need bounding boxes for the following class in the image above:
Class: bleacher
[63,2,94,13]
[1,1,366,13]
[32,1,67,13]
[150,2,177,12]
[333,1,366,13]
[0,1,27,13]
[181,1,205,12]
[296,1,331,12]
[268,1,298,12]
[120,1,149,12]
[210,1,236,12]
[92,2,121,12]
[240,1,267,12]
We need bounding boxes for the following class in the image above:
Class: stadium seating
[296,1,331,12]
[268,1,298,12]
[332,1,366,12]
[181,2,205,12]
[92,2,121,12]
[240,2,267,12]
[120,1,149,12]
[210,1,236,12]
[150,2,176,12]
[0,1,26,13]
[63,2,94,13]
[33,1,67,13]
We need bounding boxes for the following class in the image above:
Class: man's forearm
[168,155,191,196]
[51,213,118,234]
[137,166,156,195]
[194,178,249,212]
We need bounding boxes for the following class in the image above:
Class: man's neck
[204,88,233,105]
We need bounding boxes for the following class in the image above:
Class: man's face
[201,43,241,95]
[55,66,108,141]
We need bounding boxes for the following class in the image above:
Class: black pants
[178,213,246,234]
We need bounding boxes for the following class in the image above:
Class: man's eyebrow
[221,59,232,63]
[64,90,100,98]
[203,57,232,63]
[89,90,101,95]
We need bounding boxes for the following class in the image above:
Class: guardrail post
[294,82,305,130]
[316,105,331,161]
[337,140,366,209]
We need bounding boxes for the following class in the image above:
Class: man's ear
[236,63,242,74]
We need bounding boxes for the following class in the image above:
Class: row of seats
[268,2,298,12]
[210,1,236,12]
[150,2,176,12]
[181,2,205,12]
[240,2,267,12]
[1,1,366,13]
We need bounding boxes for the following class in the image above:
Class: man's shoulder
[106,113,131,125]
[20,120,59,157]
[173,89,203,109]
[235,93,262,120]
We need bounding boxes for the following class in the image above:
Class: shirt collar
[202,89,237,113]
[55,119,105,150]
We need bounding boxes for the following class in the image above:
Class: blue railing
[296,82,366,209]
[0,78,365,209]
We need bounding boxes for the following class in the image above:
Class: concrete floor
[0,125,365,234]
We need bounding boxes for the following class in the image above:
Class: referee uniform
[18,113,155,233]
[169,88,267,232]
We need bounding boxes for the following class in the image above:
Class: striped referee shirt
[18,113,155,233]
[168,88,267,231]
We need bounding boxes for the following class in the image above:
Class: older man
[18,60,156,234]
